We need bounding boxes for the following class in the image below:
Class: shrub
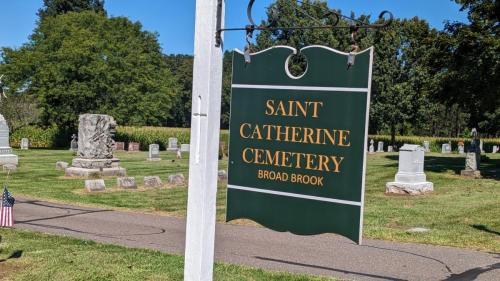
[11,126,59,148]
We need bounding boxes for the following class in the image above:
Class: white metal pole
[184,0,224,280]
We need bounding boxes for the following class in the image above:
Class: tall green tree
[165,54,193,127]
[1,10,178,130]
[38,0,105,19]
[439,0,499,136]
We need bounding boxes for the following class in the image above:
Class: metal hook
[347,24,360,68]
[244,25,255,64]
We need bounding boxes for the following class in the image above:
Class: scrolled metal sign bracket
[215,0,393,51]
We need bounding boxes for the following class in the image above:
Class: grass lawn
[0,228,334,281]
[5,149,500,252]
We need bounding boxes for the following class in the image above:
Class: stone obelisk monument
[0,114,18,166]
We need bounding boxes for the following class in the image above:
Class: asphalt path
[12,197,500,281]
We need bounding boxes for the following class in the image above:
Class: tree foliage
[38,0,105,19]
[165,54,193,128]
[1,9,178,130]
[439,0,499,135]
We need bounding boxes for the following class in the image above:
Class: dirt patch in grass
[0,262,26,280]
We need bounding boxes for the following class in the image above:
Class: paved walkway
[13,197,500,281]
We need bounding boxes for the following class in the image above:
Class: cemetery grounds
[0,147,499,280]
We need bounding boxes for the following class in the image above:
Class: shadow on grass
[384,155,500,180]
[0,250,23,263]
[471,224,500,236]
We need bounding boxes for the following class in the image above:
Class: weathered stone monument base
[66,157,126,177]
[0,153,18,166]
[72,158,121,169]
[66,167,126,177]
[386,181,434,195]
[460,169,481,178]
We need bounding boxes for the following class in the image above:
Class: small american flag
[0,186,15,227]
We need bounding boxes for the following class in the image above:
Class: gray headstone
[167,137,178,151]
[461,128,481,178]
[144,176,162,188]
[218,170,228,181]
[85,179,105,192]
[56,161,69,170]
[422,141,430,152]
[377,141,384,152]
[148,144,161,161]
[387,146,394,152]
[441,143,451,154]
[0,114,18,166]
[168,173,185,185]
[70,134,78,151]
[386,144,433,195]
[117,177,137,189]
[20,138,29,150]
[369,139,375,154]
[77,114,116,159]
[180,144,190,152]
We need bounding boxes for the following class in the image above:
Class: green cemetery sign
[226,46,373,244]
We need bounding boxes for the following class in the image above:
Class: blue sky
[0,0,468,54]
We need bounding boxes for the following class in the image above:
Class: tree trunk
[391,124,396,146]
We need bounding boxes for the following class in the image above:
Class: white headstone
[368,139,375,154]
[458,144,465,154]
[441,143,451,154]
[386,144,433,195]
[167,137,178,151]
[184,0,224,279]
[493,145,498,153]
[148,144,161,161]
[387,146,394,152]
[479,140,484,153]
[377,141,384,152]
[181,143,190,152]
[20,138,29,150]
[423,141,430,152]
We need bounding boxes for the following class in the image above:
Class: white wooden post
[184,0,224,280]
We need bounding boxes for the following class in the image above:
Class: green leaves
[2,11,179,130]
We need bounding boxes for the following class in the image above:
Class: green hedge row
[115,126,230,151]
[9,126,499,153]
[368,135,500,153]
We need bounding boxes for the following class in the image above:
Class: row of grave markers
[368,139,499,154]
